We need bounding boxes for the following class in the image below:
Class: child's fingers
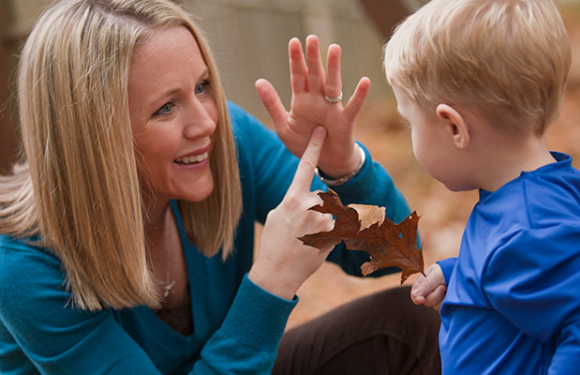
[424,285,447,311]
[411,279,447,309]
[411,293,426,306]
[410,274,428,305]
[287,126,327,195]
[410,270,440,300]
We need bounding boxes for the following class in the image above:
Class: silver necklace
[157,271,176,299]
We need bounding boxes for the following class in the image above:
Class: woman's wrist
[315,143,365,186]
[248,266,297,301]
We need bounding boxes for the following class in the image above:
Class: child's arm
[484,227,580,374]
[411,263,447,311]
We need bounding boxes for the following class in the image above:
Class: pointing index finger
[288,126,327,194]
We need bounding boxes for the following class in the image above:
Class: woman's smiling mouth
[174,151,209,165]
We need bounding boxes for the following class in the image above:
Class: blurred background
[1,0,422,172]
[1,0,580,328]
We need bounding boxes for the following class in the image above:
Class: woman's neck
[141,192,172,233]
[142,196,192,331]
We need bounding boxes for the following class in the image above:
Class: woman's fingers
[255,78,288,127]
[249,126,329,300]
[305,35,325,93]
[343,77,371,121]
[324,44,342,100]
[289,37,308,94]
[287,126,327,195]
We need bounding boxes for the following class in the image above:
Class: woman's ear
[436,104,470,149]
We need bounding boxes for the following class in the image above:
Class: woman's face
[128,26,217,204]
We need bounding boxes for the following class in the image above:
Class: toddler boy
[383,0,580,373]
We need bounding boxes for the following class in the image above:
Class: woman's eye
[195,80,210,95]
[155,102,174,117]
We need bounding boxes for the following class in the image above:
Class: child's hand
[411,264,447,311]
[255,35,370,179]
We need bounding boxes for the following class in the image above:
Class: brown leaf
[298,190,424,284]
[349,204,385,231]
[345,211,423,283]
[298,190,361,249]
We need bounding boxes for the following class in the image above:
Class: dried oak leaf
[298,190,424,284]
[298,189,362,249]
[345,211,423,283]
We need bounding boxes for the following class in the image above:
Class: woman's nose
[183,100,217,139]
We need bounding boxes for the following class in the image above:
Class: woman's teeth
[175,152,208,165]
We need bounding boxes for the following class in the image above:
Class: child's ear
[436,104,470,149]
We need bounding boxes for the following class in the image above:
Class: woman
[0,0,440,373]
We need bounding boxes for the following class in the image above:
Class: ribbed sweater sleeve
[194,275,297,374]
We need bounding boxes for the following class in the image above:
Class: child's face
[393,86,467,191]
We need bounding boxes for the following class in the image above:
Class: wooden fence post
[0,0,18,173]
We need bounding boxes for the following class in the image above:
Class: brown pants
[273,286,441,375]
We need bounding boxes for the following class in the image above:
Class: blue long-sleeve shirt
[439,152,580,375]
[0,102,412,374]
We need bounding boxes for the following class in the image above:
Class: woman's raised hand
[248,127,335,300]
[256,35,370,179]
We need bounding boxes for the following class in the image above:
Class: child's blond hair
[384,0,571,135]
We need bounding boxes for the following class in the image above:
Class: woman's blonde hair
[0,0,242,311]
[384,0,572,135]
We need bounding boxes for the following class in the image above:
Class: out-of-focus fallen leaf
[298,190,424,284]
